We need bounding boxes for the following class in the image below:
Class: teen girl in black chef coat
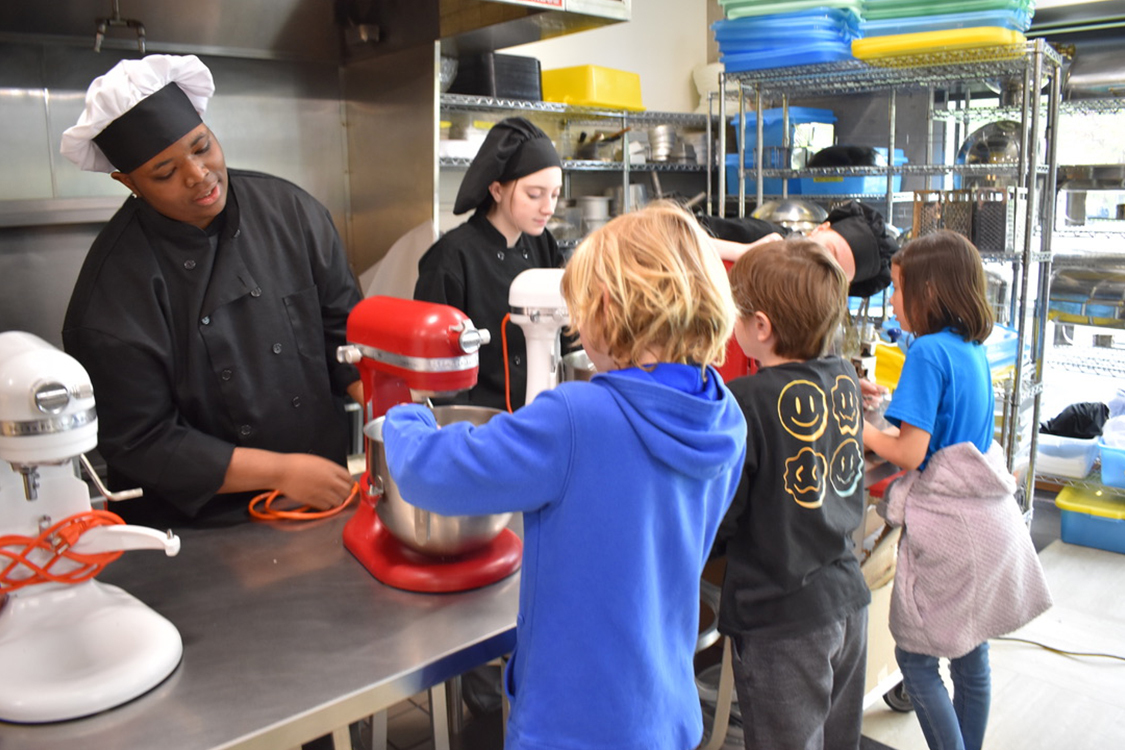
[414,117,565,411]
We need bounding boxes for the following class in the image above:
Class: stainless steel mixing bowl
[750,199,829,234]
[366,405,511,557]
[560,349,597,382]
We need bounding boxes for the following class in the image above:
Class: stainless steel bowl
[750,199,828,234]
[560,349,597,382]
[366,405,511,557]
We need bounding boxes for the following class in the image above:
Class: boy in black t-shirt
[716,237,871,750]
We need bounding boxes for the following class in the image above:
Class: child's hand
[860,378,889,412]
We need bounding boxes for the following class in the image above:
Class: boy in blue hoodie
[383,201,747,750]
[716,237,871,750]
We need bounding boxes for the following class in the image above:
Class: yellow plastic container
[852,27,1026,61]
[1055,484,1125,555]
[874,342,904,392]
[541,65,644,111]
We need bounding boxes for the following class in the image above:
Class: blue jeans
[895,642,991,750]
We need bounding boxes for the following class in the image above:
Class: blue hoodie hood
[595,363,747,481]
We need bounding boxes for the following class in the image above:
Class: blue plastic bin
[1099,441,1125,490]
[731,107,837,161]
[725,153,798,195]
[1055,484,1125,555]
[798,147,907,195]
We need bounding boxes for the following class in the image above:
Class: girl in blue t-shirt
[864,230,1004,750]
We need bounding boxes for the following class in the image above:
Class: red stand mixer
[337,296,522,593]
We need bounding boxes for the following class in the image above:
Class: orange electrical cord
[501,312,515,413]
[0,510,126,594]
[248,482,360,522]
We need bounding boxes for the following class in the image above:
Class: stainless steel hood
[0,0,627,63]
[1029,0,1125,98]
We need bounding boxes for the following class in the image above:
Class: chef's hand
[222,447,354,510]
[710,233,783,262]
[276,454,355,510]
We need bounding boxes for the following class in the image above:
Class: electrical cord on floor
[994,635,1125,662]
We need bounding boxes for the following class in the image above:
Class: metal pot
[560,349,597,382]
[365,405,512,557]
[750,199,828,234]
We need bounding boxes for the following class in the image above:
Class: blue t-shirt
[885,328,994,469]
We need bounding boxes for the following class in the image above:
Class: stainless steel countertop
[0,506,520,749]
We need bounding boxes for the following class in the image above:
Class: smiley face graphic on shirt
[831,375,861,437]
[830,438,864,497]
[778,380,828,442]
[784,446,827,508]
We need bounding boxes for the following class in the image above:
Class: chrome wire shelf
[929,97,1125,122]
[440,156,707,172]
[439,94,713,125]
[727,41,1062,97]
[731,163,1045,179]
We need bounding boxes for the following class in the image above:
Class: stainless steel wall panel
[0,224,101,346]
[343,43,439,277]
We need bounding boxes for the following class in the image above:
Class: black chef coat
[414,211,565,411]
[63,169,361,525]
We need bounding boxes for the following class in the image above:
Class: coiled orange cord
[0,510,126,594]
[248,482,361,522]
[501,312,514,414]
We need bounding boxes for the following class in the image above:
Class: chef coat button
[183,259,196,270]
[221,369,232,381]
[250,287,262,298]
[233,229,241,238]
[292,396,301,408]
[513,355,522,365]
[522,252,529,259]
[272,343,282,354]
[240,425,252,437]
[201,316,211,326]
[497,251,505,260]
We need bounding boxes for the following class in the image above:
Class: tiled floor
[380,341,1125,750]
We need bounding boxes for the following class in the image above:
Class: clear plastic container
[1036,434,1099,479]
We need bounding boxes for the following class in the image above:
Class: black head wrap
[825,201,899,298]
[453,117,561,216]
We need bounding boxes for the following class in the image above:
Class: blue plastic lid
[722,43,854,73]
[718,29,854,52]
[731,107,838,128]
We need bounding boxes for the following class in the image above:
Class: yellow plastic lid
[1055,484,1125,520]
[852,27,1027,60]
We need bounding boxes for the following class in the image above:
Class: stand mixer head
[337,296,521,592]
[0,332,182,723]
[508,268,569,405]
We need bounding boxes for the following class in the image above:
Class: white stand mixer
[508,268,570,405]
[0,332,182,723]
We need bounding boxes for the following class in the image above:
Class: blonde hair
[728,237,848,360]
[561,200,735,370]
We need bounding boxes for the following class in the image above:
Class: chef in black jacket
[60,54,362,527]
[414,117,565,411]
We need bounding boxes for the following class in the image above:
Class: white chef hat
[60,54,214,174]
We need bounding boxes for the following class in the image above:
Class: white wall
[505,0,712,113]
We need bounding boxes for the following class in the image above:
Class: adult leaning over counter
[60,55,363,527]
